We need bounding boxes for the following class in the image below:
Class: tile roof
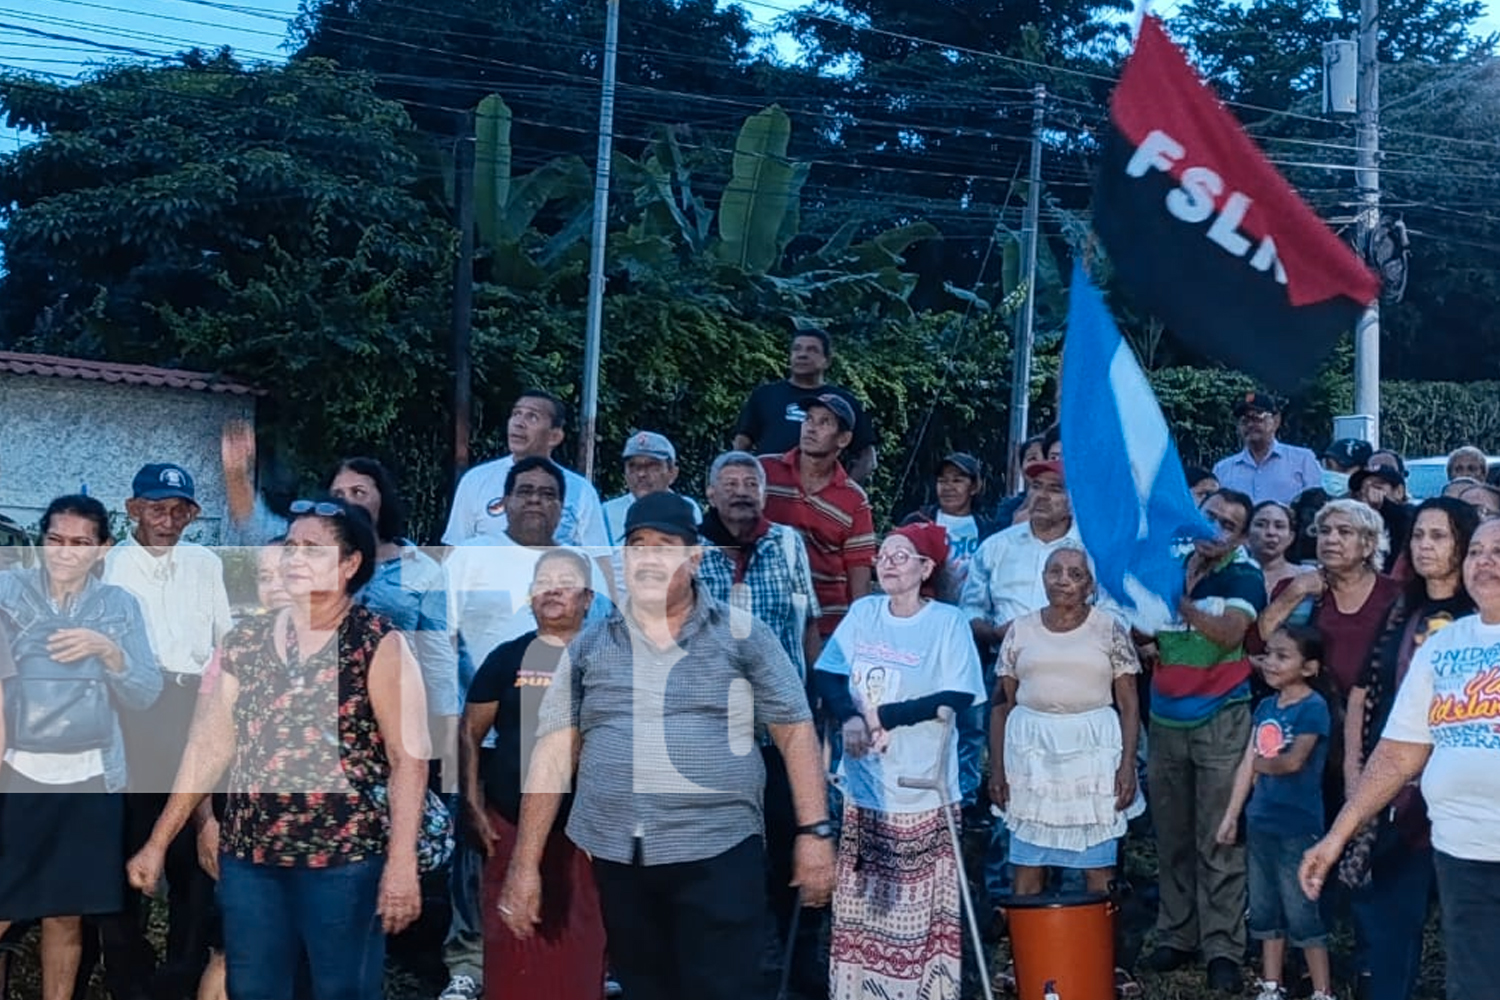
[0,351,260,396]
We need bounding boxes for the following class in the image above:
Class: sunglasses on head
[289,500,346,518]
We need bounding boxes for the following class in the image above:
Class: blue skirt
[1009,834,1118,870]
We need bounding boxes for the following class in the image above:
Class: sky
[0,0,810,150]
[2,0,1498,150]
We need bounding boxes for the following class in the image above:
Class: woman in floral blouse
[125,498,430,1000]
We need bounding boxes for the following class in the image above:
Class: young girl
[1217,625,1334,1000]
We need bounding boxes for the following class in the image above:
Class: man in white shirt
[441,390,607,549]
[962,460,1082,644]
[449,458,582,667]
[601,431,700,598]
[441,456,610,1000]
[102,462,233,997]
[601,431,702,545]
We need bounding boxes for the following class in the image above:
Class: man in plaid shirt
[700,449,828,998]
[699,451,821,674]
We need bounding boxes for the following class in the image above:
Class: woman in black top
[461,548,603,1000]
[1339,496,1477,1000]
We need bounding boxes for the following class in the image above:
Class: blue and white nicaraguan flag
[1060,262,1213,632]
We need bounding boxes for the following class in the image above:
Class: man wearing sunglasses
[102,462,234,998]
[1212,392,1322,506]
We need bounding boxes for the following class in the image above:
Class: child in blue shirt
[1217,625,1333,1000]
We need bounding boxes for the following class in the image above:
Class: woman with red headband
[813,522,986,1000]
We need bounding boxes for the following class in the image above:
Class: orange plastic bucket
[1001,891,1116,1000]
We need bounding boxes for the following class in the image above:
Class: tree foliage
[0,53,456,484]
[6,0,1500,538]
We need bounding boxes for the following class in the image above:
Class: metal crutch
[775,888,803,1000]
[897,704,996,1000]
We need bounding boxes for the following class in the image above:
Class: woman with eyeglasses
[989,543,1142,897]
[473,549,603,999]
[125,498,431,1000]
[812,523,986,1000]
[0,495,162,1000]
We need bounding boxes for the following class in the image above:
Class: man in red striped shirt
[760,393,876,641]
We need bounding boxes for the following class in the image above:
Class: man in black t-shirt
[733,328,877,483]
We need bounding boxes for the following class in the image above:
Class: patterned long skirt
[829,802,963,1000]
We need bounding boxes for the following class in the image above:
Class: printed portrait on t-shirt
[859,666,890,708]
[1413,611,1457,649]
[1254,717,1292,758]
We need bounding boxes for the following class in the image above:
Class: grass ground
[2,830,1449,999]
[1093,830,1446,1000]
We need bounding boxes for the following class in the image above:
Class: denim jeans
[956,661,995,810]
[1247,830,1327,947]
[1432,851,1500,1000]
[983,814,1012,906]
[218,856,385,1000]
[1350,844,1432,1000]
[443,835,486,982]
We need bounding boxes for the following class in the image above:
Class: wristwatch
[796,820,836,840]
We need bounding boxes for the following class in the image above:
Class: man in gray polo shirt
[497,491,835,1000]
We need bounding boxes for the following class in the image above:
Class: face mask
[1321,469,1351,497]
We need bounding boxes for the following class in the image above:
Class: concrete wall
[0,374,254,542]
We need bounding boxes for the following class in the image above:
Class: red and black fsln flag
[1094,17,1379,391]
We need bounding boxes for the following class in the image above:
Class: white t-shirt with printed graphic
[935,511,979,603]
[1383,613,1500,862]
[441,455,608,549]
[816,596,986,813]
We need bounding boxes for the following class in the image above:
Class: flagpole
[1353,0,1380,446]
[1007,83,1046,494]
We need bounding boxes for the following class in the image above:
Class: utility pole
[578,0,620,483]
[450,112,476,488]
[1007,83,1046,494]
[1353,0,1380,446]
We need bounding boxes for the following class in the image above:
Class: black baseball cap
[623,491,699,544]
[939,452,982,481]
[1350,466,1403,494]
[1324,438,1374,469]
[1232,391,1280,417]
[131,463,197,504]
[800,393,855,432]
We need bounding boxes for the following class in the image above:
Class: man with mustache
[700,450,824,996]
[498,491,835,1000]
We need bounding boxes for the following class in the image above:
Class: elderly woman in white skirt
[989,543,1142,894]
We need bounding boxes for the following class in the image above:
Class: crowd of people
[2,331,1500,1000]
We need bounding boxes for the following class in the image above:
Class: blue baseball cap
[131,463,197,504]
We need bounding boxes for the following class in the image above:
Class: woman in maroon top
[125,499,430,1000]
[1256,499,1402,698]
